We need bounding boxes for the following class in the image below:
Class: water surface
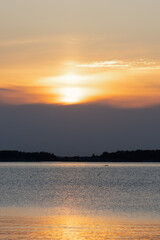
[0,162,160,239]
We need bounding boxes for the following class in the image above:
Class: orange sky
[0,0,160,108]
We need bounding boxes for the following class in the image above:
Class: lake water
[0,162,160,239]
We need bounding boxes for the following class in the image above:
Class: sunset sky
[1,0,160,155]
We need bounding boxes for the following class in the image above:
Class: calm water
[0,162,160,239]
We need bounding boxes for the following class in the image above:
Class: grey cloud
[0,88,17,92]
[0,103,160,156]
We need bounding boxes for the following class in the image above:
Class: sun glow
[59,74,82,85]
[47,73,91,104]
[57,87,86,104]
[40,72,103,105]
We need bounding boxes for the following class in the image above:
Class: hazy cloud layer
[0,103,160,156]
[0,88,17,92]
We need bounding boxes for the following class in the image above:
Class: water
[0,162,160,239]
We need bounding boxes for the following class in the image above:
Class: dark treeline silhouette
[0,149,160,162]
[99,150,160,162]
[0,151,57,162]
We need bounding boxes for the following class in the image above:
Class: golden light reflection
[1,212,160,240]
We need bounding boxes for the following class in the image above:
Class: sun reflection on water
[0,210,160,240]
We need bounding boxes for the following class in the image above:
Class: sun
[41,73,92,104]
[59,87,85,104]
[55,73,87,104]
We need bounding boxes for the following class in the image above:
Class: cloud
[0,88,17,92]
[76,60,160,70]
[1,103,160,156]
[0,85,59,105]
[76,61,129,68]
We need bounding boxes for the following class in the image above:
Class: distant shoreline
[0,150,160,162]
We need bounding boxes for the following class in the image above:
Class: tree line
[0,149,160,162]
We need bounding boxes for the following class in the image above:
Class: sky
[0,0,160,155]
